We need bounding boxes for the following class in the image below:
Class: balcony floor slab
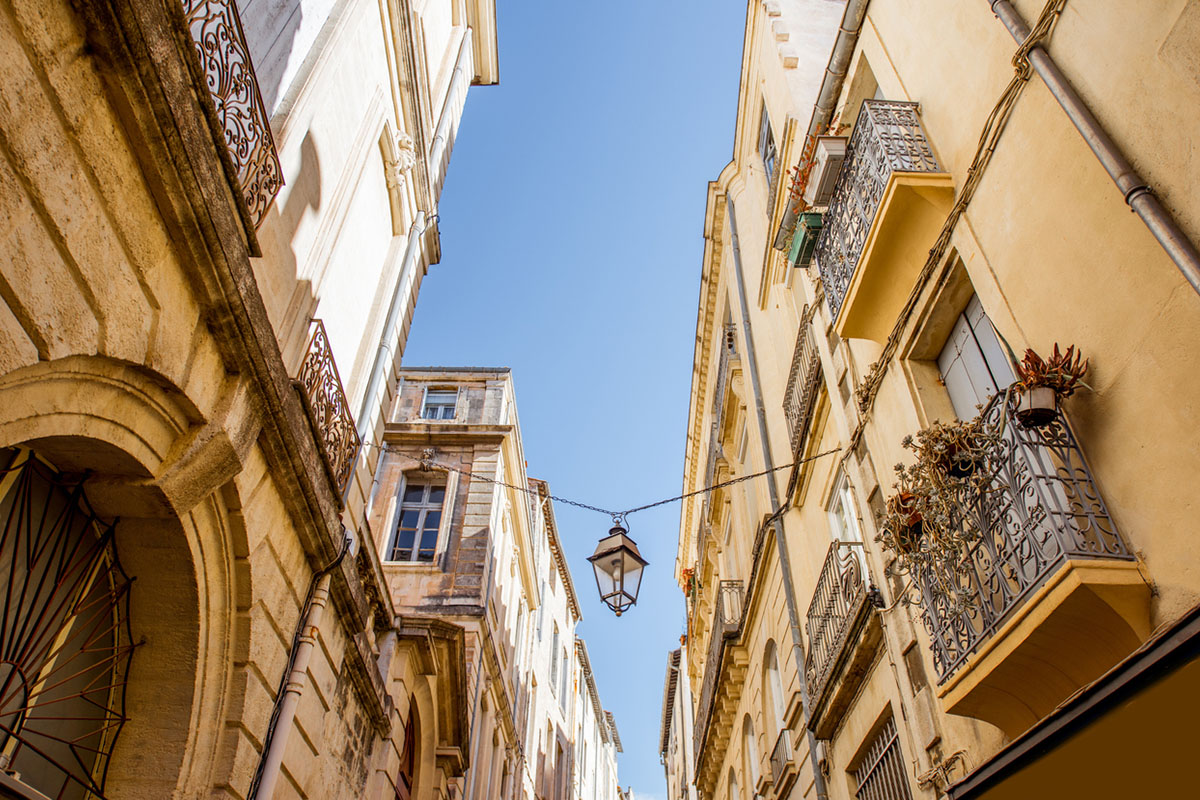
[937,558,1150,739]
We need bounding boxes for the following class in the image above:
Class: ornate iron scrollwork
[814,100,941,319]
[891,394,1131,682]
[0,450,136,800]
[298,320,361,496]
[182,0,284,228]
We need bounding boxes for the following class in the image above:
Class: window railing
[813,100,940,319]
[804,542,869,705]
[693,580,745,758]
[770,728,794,787]
[297,320,361,495]
[783,306,822,456]
[182,0,284,228]
[915,395,1133,682]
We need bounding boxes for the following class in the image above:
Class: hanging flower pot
[1013,343,1089,428]
[1015,385,1057,428]
[886,491,925,555]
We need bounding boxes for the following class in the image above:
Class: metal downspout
[357,212,430,440]
[249,535,351,799]
[727,198,829,800]
[988,0,1200,296]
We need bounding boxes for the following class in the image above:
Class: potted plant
[1013,344,1089,427]
[907,419,995,480]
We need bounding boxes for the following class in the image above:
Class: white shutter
[937,295,1014,420]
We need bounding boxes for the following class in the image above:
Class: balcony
[783,306,822,457]
[803,542,881,737]
[297,320,361,496]
[693,580,745,759]
[182,0,284,229]
[769,729,797,796]
[914,396,1149,737]
[813,100,951,341]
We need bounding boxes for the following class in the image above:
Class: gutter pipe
[728,198,829,800]
[774,0,870,249]
[249,534,351,799]
[989,0,1200,296]
[357,211,429,440]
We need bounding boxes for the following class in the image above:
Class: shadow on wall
[254,129,324,371]
[236,0,303,116]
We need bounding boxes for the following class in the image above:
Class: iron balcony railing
[704,325,738,487]
[804,542,870,704]
[813,100,940,319]
[298,320,361,495]
[183,0,284,228]
[917,395,1133,682]
[770,728,794,787]
[783,305,822,456]
[693,580,745,758]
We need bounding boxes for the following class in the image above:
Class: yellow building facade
[676,1,1200,798]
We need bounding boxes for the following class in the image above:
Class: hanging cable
[363,440,841,529]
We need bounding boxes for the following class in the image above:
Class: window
[851,715,913,800]
[827,470,866,572]
[421,388,458,420]
[559,647,569,702]
[764,641,786,738]
[728,768,740,800]
[397,707,418,800]
[936,294,1015,420]
[551,624,560,692]
[757,102,777,187]
[389,480,445,562]
[742,715,759,787]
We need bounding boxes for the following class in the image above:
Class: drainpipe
[249,534,351,799]
[357,211,429,440]
[727,198,829,800]
[987,0,1200,296]
[774,0,870,248]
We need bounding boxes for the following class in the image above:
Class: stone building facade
[659,646,698,800]
[673,1,1200,799]
[368,368,624,800]
[0,0,501,798]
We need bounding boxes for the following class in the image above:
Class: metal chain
[368,441,841,530]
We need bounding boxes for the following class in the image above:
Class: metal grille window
[0,449,135,800]
[852,716,913,800]
[421,388,458,420]
[388,481,445,562]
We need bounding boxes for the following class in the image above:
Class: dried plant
[1015,343,1089,399]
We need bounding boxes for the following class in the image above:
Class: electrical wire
[365,440,841,528]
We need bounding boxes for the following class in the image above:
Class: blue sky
[404,2,746,794]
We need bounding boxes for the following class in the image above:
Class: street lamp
[588,523,648,616]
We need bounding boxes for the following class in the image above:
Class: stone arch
[0,355,251,798]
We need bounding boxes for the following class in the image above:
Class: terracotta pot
[1016,385,1057,428]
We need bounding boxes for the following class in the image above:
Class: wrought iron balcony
[783,306,822,456]
[298,320,361,495]
[804,542,870,706]
[914,395,1134,683]
[770,728,795,790]
[183,0,284,228]
[813,100,940,319]
[693,579,744,757]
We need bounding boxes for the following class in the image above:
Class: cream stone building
[368,368,623,800]
[659,645,698,800]
[674,0,1200,799]
[0,0,501,798]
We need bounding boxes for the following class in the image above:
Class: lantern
[588,524,648,616]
